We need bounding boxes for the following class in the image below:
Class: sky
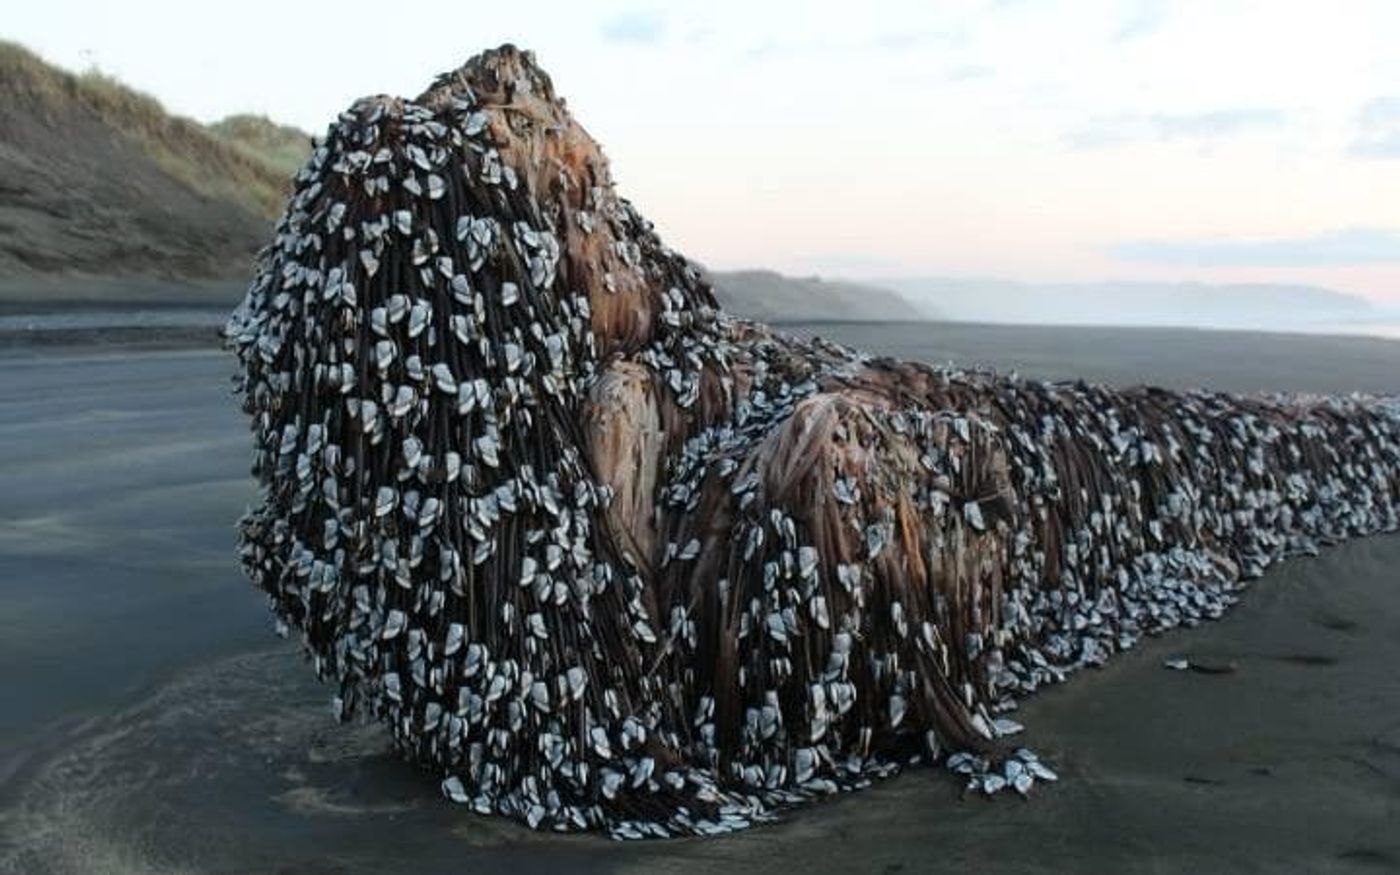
[8,0,1400,300]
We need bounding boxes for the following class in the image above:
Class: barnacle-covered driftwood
[226,45,1400,838]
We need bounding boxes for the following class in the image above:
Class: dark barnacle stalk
[226,44,1400,838]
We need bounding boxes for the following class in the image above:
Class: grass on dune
[0,40,307,220]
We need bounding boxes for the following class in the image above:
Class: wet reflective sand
[2,326,1398,874]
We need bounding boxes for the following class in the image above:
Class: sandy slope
[0,43,287,280]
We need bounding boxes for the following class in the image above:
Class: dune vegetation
[0,41,302,279]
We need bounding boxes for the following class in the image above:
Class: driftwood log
[226,46,1400,838]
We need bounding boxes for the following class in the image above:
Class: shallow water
[0,309,226,333]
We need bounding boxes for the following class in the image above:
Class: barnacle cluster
[227,46,1400,838]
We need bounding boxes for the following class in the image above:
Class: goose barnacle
[226,44,1400,842]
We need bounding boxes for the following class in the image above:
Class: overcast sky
[9,0,1400,299]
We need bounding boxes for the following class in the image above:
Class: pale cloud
[1114,0,1170,42]
[741,27,963,62]
[741,36,817,61]
[600,9,666,44]
[1109,228,1400,268]
[946,64,994,82]
[870,32,927,52]
[869,26,968,52]
[1350,97,1400,158]
[1066,109,1287,148]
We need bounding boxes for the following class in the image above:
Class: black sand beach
[2,322,1398,874]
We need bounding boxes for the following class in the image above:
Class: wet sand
[2,325,1398,874]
